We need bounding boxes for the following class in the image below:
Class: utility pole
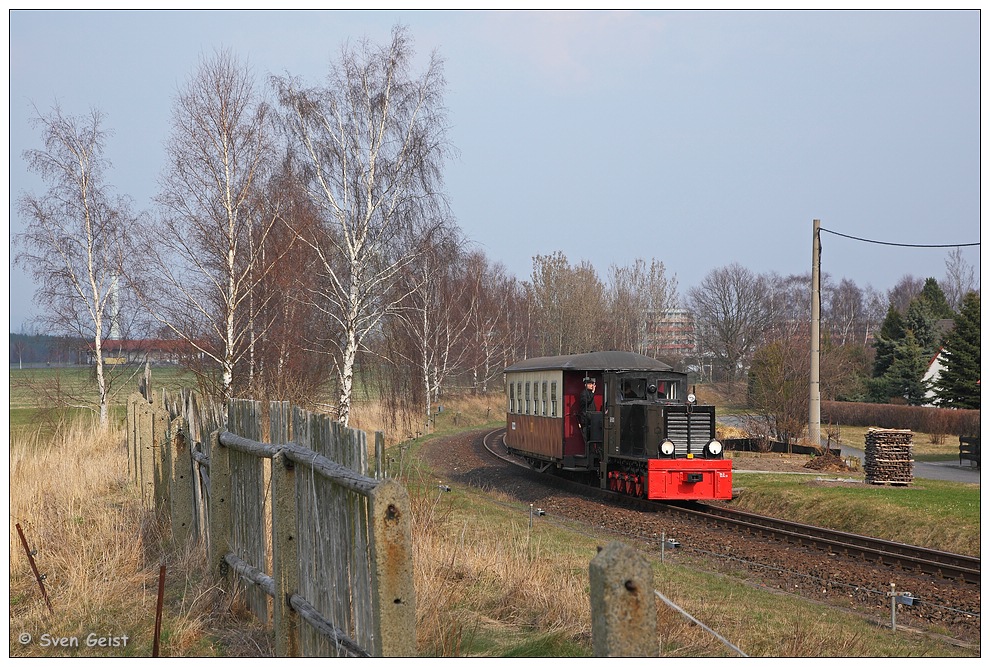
[810,219,822,449]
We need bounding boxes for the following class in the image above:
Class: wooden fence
[126,375,415,657]
[126,371,743,657]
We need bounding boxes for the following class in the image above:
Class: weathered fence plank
[128,382,415,658]
[227,399,269,621]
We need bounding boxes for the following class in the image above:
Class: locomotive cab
[607,370,689,460]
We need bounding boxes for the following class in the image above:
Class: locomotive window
[551,381,557,417]
[620,378,647,400]
[542,381,548,416]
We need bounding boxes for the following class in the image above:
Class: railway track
[482,427,981,586]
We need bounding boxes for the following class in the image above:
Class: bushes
[822,401,979,437]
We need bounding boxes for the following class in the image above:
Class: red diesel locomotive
[503,351,732,501]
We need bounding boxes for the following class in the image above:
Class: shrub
[822,401,979,436]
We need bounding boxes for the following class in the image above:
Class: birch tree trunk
[15,104,134,429]
[275,25,454,427]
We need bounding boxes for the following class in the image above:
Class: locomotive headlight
[706,439,723,457]
[660,439,675,457]
[687,393,697,405]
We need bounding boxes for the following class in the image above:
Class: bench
[959,436,980,467]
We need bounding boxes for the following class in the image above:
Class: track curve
[483,427,980,585]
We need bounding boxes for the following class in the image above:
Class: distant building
[86,338,203,366]
[644,309,696,358]
[921,320,957,407]
[922,349,945,407]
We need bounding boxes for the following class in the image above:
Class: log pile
[864,428,913,485]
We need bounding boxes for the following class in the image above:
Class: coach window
[541,381,548,416]
[509,382,516,413]
[551,381,558,417]
[517,382,523,413]
[525,382,531,414]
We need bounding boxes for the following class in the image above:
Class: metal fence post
[589,541,658,657]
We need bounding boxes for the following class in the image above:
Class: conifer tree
[885,330,929,406]
[872,305,905,378]
[904,297,939,358]
[919,277,955,319]
[934,291,980,409]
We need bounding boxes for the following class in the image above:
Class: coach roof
[504,351,673,373]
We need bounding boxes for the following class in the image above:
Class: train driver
[578,376,597,442]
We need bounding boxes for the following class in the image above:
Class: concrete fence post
[589,541,658,657]
[126,393,135,480]
[367,479,416,656]
[169,415,194,544]
[207,430,232,576]
[271,451,299,657]
[152,402,169,514]
[139,400,156,508]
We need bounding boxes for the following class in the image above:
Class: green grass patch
[654,561,973,657]
[727,474,980,556]
[405,438,978,656]
[9,365,199,438]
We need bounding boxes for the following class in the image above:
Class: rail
[681,504,980,585]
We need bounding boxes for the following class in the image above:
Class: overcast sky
[7,8,982,334]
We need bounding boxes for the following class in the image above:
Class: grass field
[8,365,199,436]
[7,368,981,657]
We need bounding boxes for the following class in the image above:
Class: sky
[6,7,983,334]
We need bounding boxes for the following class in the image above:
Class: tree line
[13,26,980,434]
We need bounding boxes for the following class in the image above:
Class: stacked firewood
[864,428,913,485]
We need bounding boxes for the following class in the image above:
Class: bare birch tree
[608,258,679,355]
[273,25,453,426]
[15,104,136,427]
[137,49,282,403]
[462,252,519,393]
[386,232,474,423]
[942,248,978,312]
[528,251,607,355]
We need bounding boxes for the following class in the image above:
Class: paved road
[838,444,981,484]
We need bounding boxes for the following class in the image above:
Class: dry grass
[9,388,977,658]
[8,419,268,657]
[409,484,593,656]
[349,391,504,447]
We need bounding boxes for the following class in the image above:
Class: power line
[819,227,980,248]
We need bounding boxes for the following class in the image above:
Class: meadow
[7,366,980,657]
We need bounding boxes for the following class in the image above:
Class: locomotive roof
[504,351,674,373]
